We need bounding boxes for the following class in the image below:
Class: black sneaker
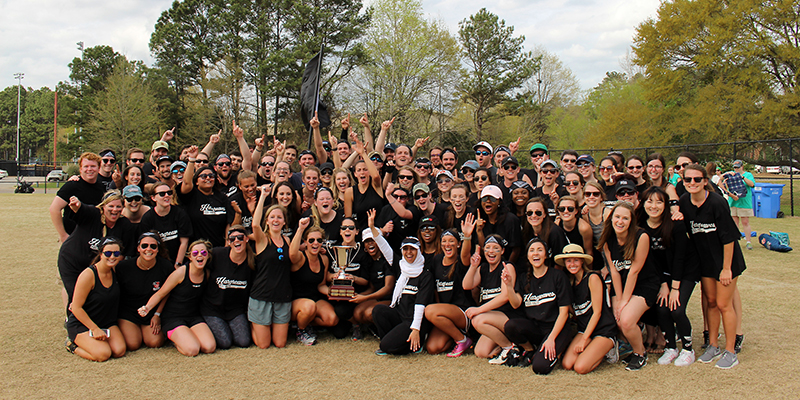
[502,346,524,367]
[734,334,744,354]
[64,337,77,354]
[625,352,647,371]
[516,350,535,368]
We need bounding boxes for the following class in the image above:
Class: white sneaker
[674,349,696,367]
[658,348,680,365]
[488,347,511,365]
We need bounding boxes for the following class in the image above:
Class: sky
[0,0,661,92]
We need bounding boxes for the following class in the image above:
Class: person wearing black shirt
[380,184,423,250]
[97,149,118,192]
[140,182,192,265]
[501,239,572,373]
[50,153,105,241]
[116,232,173,350]
[533,160,568,216]
[351,211,397,333]
[475,185,522,263]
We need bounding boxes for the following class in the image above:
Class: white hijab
[390,246,425,307]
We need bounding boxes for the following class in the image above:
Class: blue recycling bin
[752,182,784,218]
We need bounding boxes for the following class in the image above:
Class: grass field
[2,193,799,399]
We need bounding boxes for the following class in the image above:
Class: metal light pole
[14,72,24,168]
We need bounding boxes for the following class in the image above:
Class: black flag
[300,50,331,137]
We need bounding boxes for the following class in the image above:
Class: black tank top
[559,220,584,250]
[572,271,616,334]
[68,265,120,330]
[352,183,384,230]
[162,266,206,320]
[607,229,659,291]
[291,253,326,301]
[250,237,292,302]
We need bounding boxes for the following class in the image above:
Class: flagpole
[308,43,324,149]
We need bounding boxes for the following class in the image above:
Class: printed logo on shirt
[523,292,556,307]
[216,276,247,289]
[573,300,591,316]
[613,259,632,272]
[691,221,717,234]
[402,284,418,296]
[225,186,238,197]
[88,237,101,251]
[192,284,202,288]
[344,263,360,273]
[480,287,501,302]
[436,280,454,293]
[160,230,178,242]
[650,236,665,251]
[399,219,409,230]
[241,215,252,228]
[152,281,162,291]
[376,270,385,280]
[200,203,227,216]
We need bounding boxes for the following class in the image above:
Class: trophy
[328,245,356,300]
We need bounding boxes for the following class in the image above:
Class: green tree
[458,8,538,140]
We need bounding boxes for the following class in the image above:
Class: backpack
[724,172,747,198]
[759,233,792,252]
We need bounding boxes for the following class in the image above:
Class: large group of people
[52,115,749,372]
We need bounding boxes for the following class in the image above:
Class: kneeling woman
[501,239,572,373]
[66,237,126,362]
[201,226,254,349]
[424,216,477,357]
[138,240,216,356]
[598,202,660,371]
[289,217,337,346]
[559,244,617,374]
[372,237,435,355]
[350,210,396,334]
[116,232,173,350]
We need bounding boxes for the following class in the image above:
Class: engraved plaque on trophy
[328,245,356,300]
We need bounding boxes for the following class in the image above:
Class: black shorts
[162,316,205,333]
[633,284,659,308]
[700,263,746,281]
[118,308,152,326]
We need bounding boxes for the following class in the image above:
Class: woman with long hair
[138,240,217,357]
[560,244,618,374]
[395,166,419,193]
[597,202,660,371]
[327,216,372,339]
[299,166,321,214]
[180,146,236,248]
[116,232,172,351]
[308,186,343,245]
[417,215,442,261]
[330,168,353,209]
[626,155,649,194]
[500,238,572,373]
[65,237,126,361]
[271,181,301,239]
[444,183,473,231]
[121,164,145,193]
[140,181,191,266]
[345,138,384,230]
[121,185,150,224]
[563,172,585,209]
[556,196,593,256]
[521,197,568,263]
[598,156,618,200]
[467,167,492,208]
[679,164,746,369]
[582,182,611,271]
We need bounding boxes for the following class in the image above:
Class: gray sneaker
[605,337,619,364]
[715,350,739,369]
[698,345,721,363]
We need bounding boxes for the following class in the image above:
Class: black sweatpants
[504,318,572,375]
[656,280,696,350]
[373,304,430,355]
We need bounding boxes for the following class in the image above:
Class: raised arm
[252,185,270,253]
[201,130,221,158]
[311,112,328,164]
[460,213,476,265]
[500,262,522,308]
[374,117,394,156]
[290,217,311,264]
[384,183,412,219]
[181,146,199,194]
[232,120,252,171]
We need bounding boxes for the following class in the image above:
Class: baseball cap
[170,161,187,171]
[461,160,480,171]
[501,156,519,167]
[157,155,174,165]
[319,162,334,173]
[733,160,743,168]
[480,185,503,200]
[384,142,398,152]
[123,185,143,199]
[494,145,511,156]
[419,215,438,229]
[473,141,494,153]
[401,236,421,250]
[529,143,548,154]
[151,140,169,151]
[436,170,455,180]
[577,155,595,165]
[412,183,430,194]
[615,179,636,195]
[540,159,559,169]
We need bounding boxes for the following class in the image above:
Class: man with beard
[441,148,462,180]
[155,156,175,187]
[214,154,238,197]
[256,154,275,186]
[429,146,444,170]
[96,149,118,191]
[145,140,169,181]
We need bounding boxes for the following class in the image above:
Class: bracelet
[154,312,161,317]
[188,159,196,162]
[671,287,679,291]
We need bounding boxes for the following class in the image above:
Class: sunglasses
[415,164,431,169]
[414,193,429,200]
[420,226,436,231]
[307,237,325,244]
[140,243,158,250]
[341,225,356,231]
[585,191,601,198]
[103,250,121,257]
[171,168,185,173]
[576,162,591,167]
[228,234,245,242]
[398,175,414,180]
[191,249,208,257]
[530,152,546,158]
[475,150,491,156]
[684,176,705,183]
[260,161,275,167]
[127,196,143,202]
[503,164,518,170]
[198,173,216,180]
[627,165,643,170]
[481,196,499,203]
[617,189,636,196]
[526,210,544,217]
[565,180,581,187]
[557,206,576,213]
[561,158,576,164]
[437,178,452,184]
[599,166,614,172]
[216,162,231,167]
[102,159,116,164]
[128,158,145,163]
[541,169,558,175]
[370,157,383,162]
[394,194,408,200]
[196,159,209,165]
[154,191,172,197]
[674,162,690,171]
[476,175,490,182]
[321,169,333,175]
[461,168,475,174]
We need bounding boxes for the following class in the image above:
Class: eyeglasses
[647,164,663,170]
[530,152,546,158]
[341,225,356,231]
[102,159,116,164]
[198,173,216,180]
[307,237,325,244]
[172,168,185,173]
[674,162,690,171]
[260,161,275,167]
[103,250,121,257]
[127,196,143,202]
[394,194,408,200]
[154,191,172,197]
[275,167,290,172]
[398,175,414,181]
[599,166,615,172]
[684,176,705,183]
[557,206,576,213]
[196,159,209,165]
[585,191,601,198]
[476,175,490,182]
[430,153,442,159]
[561,158,576,164]
[437,178,452,184]
[414,193,429,200]
[475,150,491,156]
[541,169,558,175]
[128,158,145,164]
[503,164,518,170]
[481,196,499,203]
[565,180,581,187]
[420,226,435,231]
[526,210,544,217]
[627,165,643,171]
[191,249,208,257]
[228,234,245,242]
[140,243,158,250]
[461,168,475,174]
[216,162,231,167]
[617,189,636,196]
